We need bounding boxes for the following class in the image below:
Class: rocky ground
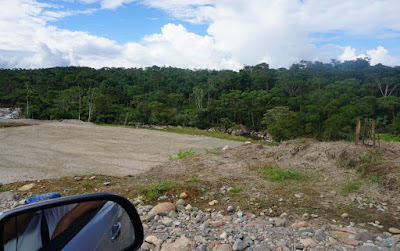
[1,190,400,251]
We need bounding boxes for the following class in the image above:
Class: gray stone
[176,199,185,206]
[253,245,272,251]
[232,239,248,251]
[103,182,111,186]
[0,191,16,201]
[355,231,374,242]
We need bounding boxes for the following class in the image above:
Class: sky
[1,0,400,70]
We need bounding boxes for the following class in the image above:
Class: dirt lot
[0,119,241,184]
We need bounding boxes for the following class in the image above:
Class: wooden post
[378,133,381,149]
[362,118,367,145]
[372,119,376,148]
[355,119,361,145]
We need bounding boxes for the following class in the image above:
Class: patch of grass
[145,183,170,200]
[205,145,220,155]
[229,187,242,193]
[358,150,381,164]
[171,148,197,160]
[186,176,201,182]
[164,127,274,146]
[257,166,308,182]
[378,133,400,142]
[0,123,30,129]
[0,186,11,192]
[370,175,380,184]
[169,148,196,160]
[82,182,93,189]
[342,180,362,194]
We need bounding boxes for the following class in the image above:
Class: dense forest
[1,59,399,141]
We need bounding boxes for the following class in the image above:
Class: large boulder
[231,124,251,136]
[148,202,176,215]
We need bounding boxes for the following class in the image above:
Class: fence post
[372,119,376,148]
[355,119,361,145]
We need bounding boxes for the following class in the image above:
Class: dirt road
[0,120,241,184]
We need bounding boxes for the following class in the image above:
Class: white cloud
[367,46,397,66]
[79,0,136,9]
[2,0,400,69]
[0,0,239,69]
[338,45,398,66]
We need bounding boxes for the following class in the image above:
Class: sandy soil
[0,120,241,184]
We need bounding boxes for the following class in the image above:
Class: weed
[186,176,201,182]
[342,180,362,194]
[358,151,381,164]
[0,186,11,192]
[229,187,242,193]
[169,148,196,160]
[205,145,220,155]
[370,175,380,184]
[82,182,93,189]
[145,183,170,200]
[258,168,308,182]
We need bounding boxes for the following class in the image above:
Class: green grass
[258,168,308,182]
[145,183,170,200]
[186,176,201,182]
[229,187,242,193]
[164,127,274,146]
[0,186,11,192]
[378,133,400,142]
[342,180,362,194]
[204,145,220,155]
[169,148,197,160]
[82,182,93,189]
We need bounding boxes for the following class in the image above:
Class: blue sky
[46,1,209,42]
[1,0,400,69]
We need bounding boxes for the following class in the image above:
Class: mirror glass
[2,200,135,251]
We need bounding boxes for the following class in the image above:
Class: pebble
[302,213,310,220]
[341,213,349,219]
[103,182,111,186]
[389,228,400,234]
[227,206,235,212]
[232,239,248,250]
[209,200,218,206]
[74,176,82,181]
[176,199,185,206]
[179,192,188,199]
[89,176,96,180]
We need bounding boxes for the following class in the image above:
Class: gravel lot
[0,120,240,184]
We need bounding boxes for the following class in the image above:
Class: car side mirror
[0,193,143,251]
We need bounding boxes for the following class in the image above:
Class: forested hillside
[1,59,399,141]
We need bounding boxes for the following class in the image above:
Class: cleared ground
[0,119,241,184]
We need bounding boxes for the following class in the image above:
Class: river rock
[232,239,248,251]
[145,235,163,246]
[300,238,317,247]
[149,202,176,215]
[389,228,400,234]
[176,199,185,206]
[179,192,188,199]
[160,236,194,251]
[18,183,35,192]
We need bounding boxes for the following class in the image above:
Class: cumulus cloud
[0,0,239,69]
[338,46,398,66]
[1,0,400,69]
